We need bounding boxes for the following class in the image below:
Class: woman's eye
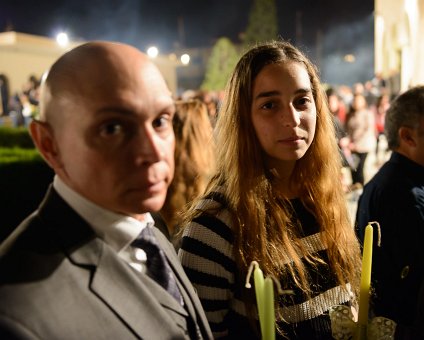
[261,101,275,110]
[296,97,312,107]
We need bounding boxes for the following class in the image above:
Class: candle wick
[267,274,295,296]
[245,260,259,288]
[369,221,382,247]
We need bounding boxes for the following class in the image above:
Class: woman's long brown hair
[184,40,361,301]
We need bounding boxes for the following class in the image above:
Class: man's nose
[134,129,163,165]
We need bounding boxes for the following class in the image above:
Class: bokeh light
[147,46,159,58]
[56,32,69,47]
[180,53,190,65]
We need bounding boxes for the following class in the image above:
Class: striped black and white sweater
[178,188,354,339]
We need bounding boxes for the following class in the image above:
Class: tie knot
[132,226,160,255]
[131,227,160,260]
[139,225,156,242]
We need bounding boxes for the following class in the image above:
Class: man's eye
[152,115,171,130]
[99,123,123,137]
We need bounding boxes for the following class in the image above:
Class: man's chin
[138,196,166,213]
[116,192,166,216]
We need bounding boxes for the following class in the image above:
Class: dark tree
[201,37,240,91]
[242,0,278,48]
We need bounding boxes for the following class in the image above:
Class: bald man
[0,41,212,339]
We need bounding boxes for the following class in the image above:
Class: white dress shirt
[53,175,151,273]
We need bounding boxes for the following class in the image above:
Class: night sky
[0,0,375,85]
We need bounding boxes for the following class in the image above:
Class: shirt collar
[53,175,153,252]
[391,151,424,178]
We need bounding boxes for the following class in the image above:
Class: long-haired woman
[161,99,215,241]
[178,40,361,339]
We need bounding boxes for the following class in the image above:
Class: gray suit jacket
[0,187,212,340]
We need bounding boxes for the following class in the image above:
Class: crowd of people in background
[0,67,397,224]
[0,65,398,222]
[0,70,393,130]
[325,77,393,191]
[0,73,40,127]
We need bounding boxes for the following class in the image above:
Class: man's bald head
[39,41,163,129]
[30,40,176,216]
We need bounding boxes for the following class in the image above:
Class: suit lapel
[154,228,212,339]
[38,187,189,338]
[90,244,189,338]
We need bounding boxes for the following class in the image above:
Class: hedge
[0,128,53,241]
[0,147,43,164]
[0,158,54,242]
[0,126,35,148]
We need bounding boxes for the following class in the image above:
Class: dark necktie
[132,226,183,305]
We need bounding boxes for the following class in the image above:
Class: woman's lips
[279,136,303,143]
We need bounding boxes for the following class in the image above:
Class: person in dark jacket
[356,85,424,339]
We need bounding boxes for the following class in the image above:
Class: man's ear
[29,120,62,170]
[399,126,417,147]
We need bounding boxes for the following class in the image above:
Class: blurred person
[388,70,401,100]
[356,86,424,339]
[200,90,219,118]
[326,87,347,142]
[18,92,37,126]
[193,90,219,126]
[0,41,212,339]
[337,85,354,114]
[8,76,41,127]
[371,72,387,95]
[22,74,41,107]
[161,99,215,244]
[342,93,376,186]
[372,92,391,165]
[0,74,10,116]
[326,87,350,191]
[353,82,365,96]
[364,80,378,107]
[179,40,361,339]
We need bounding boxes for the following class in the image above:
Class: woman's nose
[281,104,301,127]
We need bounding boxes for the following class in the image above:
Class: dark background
[0,0,375,85]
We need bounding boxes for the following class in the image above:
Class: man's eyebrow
[95,107,133,116]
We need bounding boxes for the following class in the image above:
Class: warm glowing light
[343,54,356,63]
[180,53,190,65]
[376,15,385,36]
[56,32,69,47]
[404,0,417,16]
[168,53,177,61]
[147,46,159,58]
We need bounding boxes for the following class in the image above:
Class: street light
[180,53,190,65]
[147,46,159,58]
[56,32,69,47]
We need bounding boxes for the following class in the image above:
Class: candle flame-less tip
[245,261,260,288]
